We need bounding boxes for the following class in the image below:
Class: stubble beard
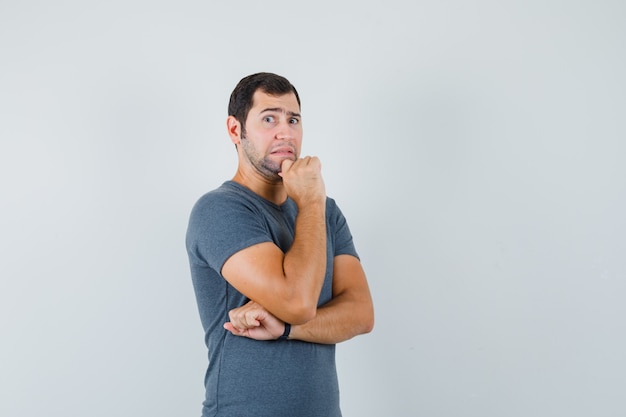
[240,131,282,181]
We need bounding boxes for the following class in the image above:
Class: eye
[289,117,300,124]
[263,115,275,123]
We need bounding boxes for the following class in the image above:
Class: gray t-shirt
[186,181,358,417]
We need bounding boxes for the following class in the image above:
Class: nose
[275,118,295,140]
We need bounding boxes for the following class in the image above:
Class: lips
[270,146,295,155]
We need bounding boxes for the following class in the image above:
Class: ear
[227,116,241,145]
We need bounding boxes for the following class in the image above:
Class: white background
[1,1,625,416]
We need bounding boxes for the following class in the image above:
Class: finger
[279,159,294,176]
[307,156,320,169]
[245,316,261,327]
[223,322,243,334]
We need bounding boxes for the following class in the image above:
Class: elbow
[361,309,375,335]
[279,281,326,324]
[282,299,318,325]
[288,311,316,326]
[360,304,375,335]
[363,315,375,334]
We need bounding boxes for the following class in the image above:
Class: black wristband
[279,323,291,340]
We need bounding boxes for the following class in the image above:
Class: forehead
[249,90,300,114]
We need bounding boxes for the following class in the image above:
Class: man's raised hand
[279,156,326,207]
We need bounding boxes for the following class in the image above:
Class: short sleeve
[186,190,273,275]
[327,198,359,259]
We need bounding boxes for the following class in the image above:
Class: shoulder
[190,182,259,219]
[192,182,243,206]
[324,196,347,222]
[186,182,274,264]
[325,196,339,212]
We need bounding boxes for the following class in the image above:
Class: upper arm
[221,242,312,324]
[331,254,374,316]
[189,191,320,323]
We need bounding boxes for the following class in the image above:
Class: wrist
[295,198,326,214]
[279,322,291,340]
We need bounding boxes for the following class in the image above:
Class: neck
[232,168,288,205]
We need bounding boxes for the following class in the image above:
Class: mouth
[270,146,295,157]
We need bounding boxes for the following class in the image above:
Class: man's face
[239,90,302,180]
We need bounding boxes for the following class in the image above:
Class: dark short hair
[228,72,301,129]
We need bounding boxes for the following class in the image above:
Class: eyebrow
[260,107,301,118]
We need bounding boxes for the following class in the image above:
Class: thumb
[278,159,294,177]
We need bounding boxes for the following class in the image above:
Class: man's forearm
[288,291,374,344]
[279,201,327,322]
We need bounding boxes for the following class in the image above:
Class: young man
[186,72,374,417]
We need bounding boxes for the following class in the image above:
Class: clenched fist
[279,156,326,207]
[224,300,287,341]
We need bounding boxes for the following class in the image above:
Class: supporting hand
[224,300,287,341]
